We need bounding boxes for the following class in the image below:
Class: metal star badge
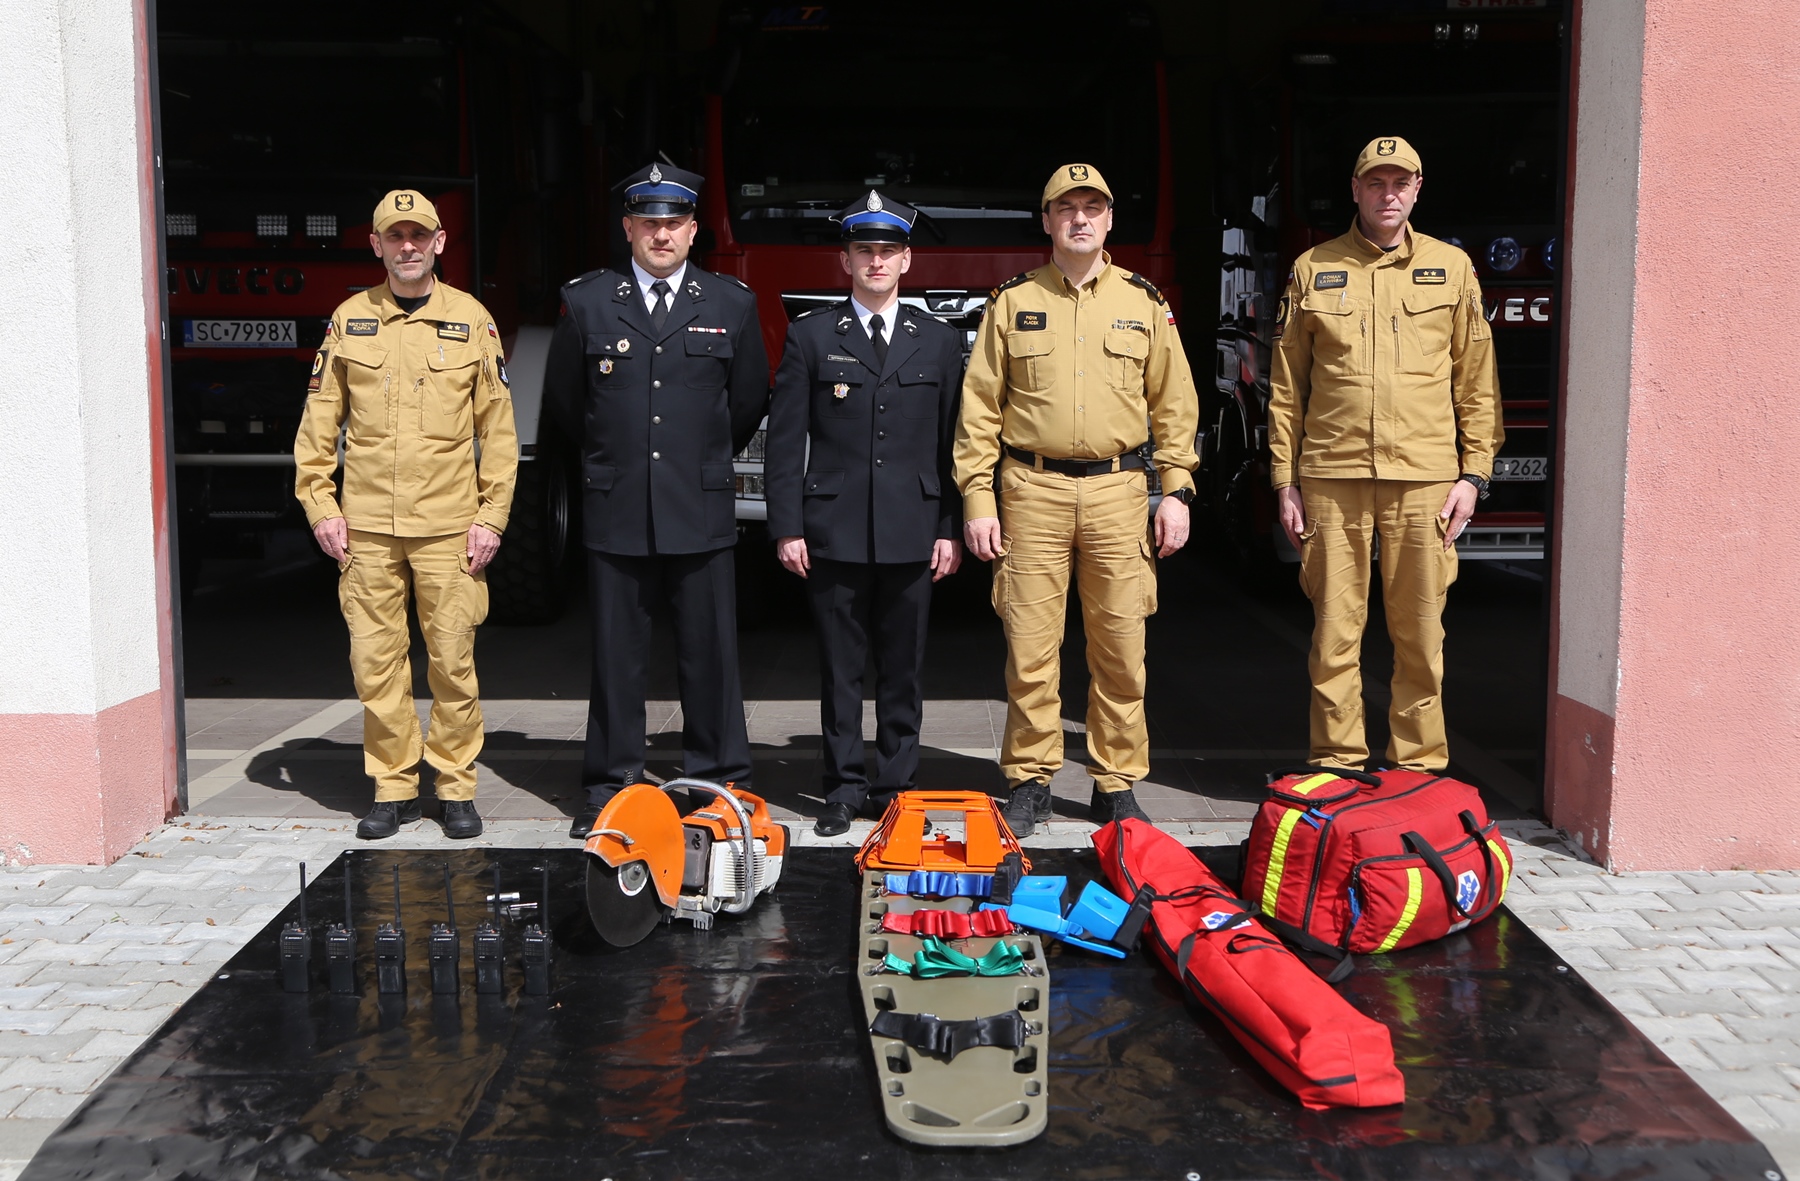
[598,358,614,374]
[832,383,850,399]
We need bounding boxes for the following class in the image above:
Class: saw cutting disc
[586,856,667,947]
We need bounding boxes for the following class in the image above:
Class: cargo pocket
[990,554,1010,623]
[425,344,480,441]
[336,339,390,442]
[456,549,490,629]
[1296,521,1321,600]
[1139,536,1159,617]
[1400,290,1458,377]
[1005,331,1056,393]
[1434,511,1460,594]
[1300,293,1368,379]
[1104,329,1149,395]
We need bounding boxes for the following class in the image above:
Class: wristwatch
[1166,487,1196,507]
[1458,473,1491,500]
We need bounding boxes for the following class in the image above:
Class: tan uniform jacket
[294,281,517,537]
[1267,223,1502,488]
[954,255,1199,520]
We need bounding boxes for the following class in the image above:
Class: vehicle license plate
[183,319,297,348]
[1490,456,1547,482]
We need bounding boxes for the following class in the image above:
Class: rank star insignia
[648,164,663,185]
[832,383,850,399]
[598,358,613,374]
[617,338,630,353]
[867,190,883,212]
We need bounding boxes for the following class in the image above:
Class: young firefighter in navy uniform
[545,163,770,839]
[765,192,965,837]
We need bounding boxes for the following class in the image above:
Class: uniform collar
[377,280,443,321]
[1349,220,1414,264]
[1048,250,1114,294]
[630,259,687,296]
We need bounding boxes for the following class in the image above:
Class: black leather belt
[1004,445,1146,478]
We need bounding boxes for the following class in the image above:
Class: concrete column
[1550,0,1800,869]
[0,0,177,865]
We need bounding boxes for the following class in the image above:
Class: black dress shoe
[440,799,484,839]
[814,802,856,837]
[1001,781,1054,839]
[1089,785,1151,826]
[357,798,422,840]
[569,806,602,840]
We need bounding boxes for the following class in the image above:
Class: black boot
[357,798,422,840]
[440,799,484,839]
[1001,781,1053,839]
[1089,785,1151,826]
[569,806,602,840]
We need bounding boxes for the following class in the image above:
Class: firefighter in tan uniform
[1269,137,1502,773]
[956,165,1199,837]
[294,189,518,840]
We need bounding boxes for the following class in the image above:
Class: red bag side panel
[1095,820,1404,1110]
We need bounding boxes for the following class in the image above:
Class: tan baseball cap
[372,189,441,234]
[1041,163,1114,210]
[1353,136,1422,177]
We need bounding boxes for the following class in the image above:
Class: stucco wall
[0,0,174,864]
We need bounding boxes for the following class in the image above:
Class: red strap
[880,909,1014,939]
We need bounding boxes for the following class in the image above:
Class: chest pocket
[1399,289,1458,376]
[1103,329,1149,395]
[817,360,866,418]
[587,334,633,389]
[335,338,390,439]
[684,331,735,391]
[1006,330,1056,394]
[898,362,941,419]
[424,341,480,441]
[1301,292,1369,379]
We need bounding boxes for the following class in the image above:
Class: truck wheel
[486,450,572,625]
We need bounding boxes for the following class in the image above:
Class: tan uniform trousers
[1298,479,1458,772]
[339,530,489,801]
[992,456,1158,794]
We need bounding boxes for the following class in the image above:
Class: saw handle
[661,778,758,915]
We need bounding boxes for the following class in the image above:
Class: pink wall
[1552,0,1800,869]
[0,693,169,865]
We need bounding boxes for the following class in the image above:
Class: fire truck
[699,2,1182,535]
[1205,3,1561,569]
[158,1,604,622]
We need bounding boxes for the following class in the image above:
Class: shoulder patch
[987,271,1033,304]
[1126,272,1166,304]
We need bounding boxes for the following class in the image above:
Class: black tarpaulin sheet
[20,848,1778,1181]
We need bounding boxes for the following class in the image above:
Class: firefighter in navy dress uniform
[545,163,770,839]
[765,192,965,837]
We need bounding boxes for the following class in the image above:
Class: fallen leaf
[205,917,216,926]
[1,938,11,945]
[180,836,195,843]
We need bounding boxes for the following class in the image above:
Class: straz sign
[1483,293,1553,326]
[166,266,305,296]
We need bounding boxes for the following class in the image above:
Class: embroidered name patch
[825,353,862,364]
[1314,271,1348,290]
[1014,310,1047,331]
[1413,268,1447,285]
[345,319,379,335]
[1112,318,1146,331]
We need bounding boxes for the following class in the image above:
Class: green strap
[883,936,1025,978]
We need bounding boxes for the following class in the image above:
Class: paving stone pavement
[0,814,1796,1178]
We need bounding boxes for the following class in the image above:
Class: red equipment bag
[1095,819,1404,1110]
[1244,767,1514,959]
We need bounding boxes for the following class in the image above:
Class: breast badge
[617,338,631,353]
[598,358,614,374]
[832,383,850,399]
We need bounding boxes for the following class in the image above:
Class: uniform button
[655,345,663,355]
[652,380,662,389]
[878,431,887,440]
[652,451,661,460]
[875,459,885,467]
[1077,405,1084,412]
[652,415,662,425]
[1077,370,1084,377]
[1078,335,1085,342]
[878,405,887,413]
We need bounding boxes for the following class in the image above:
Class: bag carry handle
[1401,823,1500,921]
[1255,911,1357,983]
[1267,765,1383,788]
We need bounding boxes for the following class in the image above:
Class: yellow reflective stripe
[1487,838,1513,901]
[1375,868,1424,953]
[1260,809,1306,916]
[1289,773,1338,797]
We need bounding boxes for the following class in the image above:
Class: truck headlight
[1486,237,1522,273]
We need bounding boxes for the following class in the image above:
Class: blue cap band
[841,209,912,232]
[625,181,699,203]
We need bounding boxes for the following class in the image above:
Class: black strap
[869,1009,1029,1062]
[1266,764,1383,788]
[1003,444,1147,477]
[1401,831,1475,919]
[1255,912,1357,983]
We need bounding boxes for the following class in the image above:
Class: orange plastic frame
[854,790,1031,874]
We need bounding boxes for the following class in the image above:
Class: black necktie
[869,313,888,371]
[649,279,671,331]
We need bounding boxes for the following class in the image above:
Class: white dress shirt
[631,260,688,316]
[849,295,899,345]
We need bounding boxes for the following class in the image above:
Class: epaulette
[716,273,752,291]
[794,304,836,320]
[985,271,1033,304]
[1126,272,1167,304]
[563,267,610,289]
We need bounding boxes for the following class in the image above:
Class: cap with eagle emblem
[373,189,440,234]
[831,189,919,243]
[1040,163,1114,210]
[1353,135,1422,177]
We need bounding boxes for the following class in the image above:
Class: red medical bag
[1243,768,1513,957]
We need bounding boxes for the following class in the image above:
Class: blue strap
[884,870,993,898]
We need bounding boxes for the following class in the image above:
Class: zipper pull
[438,343,445,362]
[1392,314,1398,333]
